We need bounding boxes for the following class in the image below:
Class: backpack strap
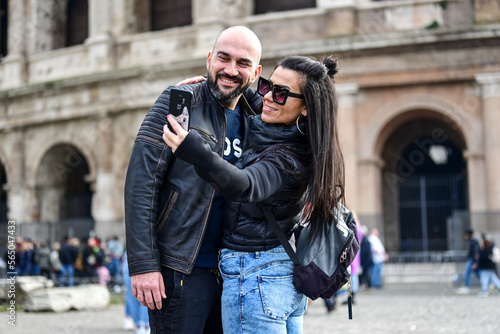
[258,203,301,266]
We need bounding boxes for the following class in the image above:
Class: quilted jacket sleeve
[174,130,290,203]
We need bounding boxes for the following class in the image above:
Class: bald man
[125,26,262,333]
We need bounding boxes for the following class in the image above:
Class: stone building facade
[1,0,499,254]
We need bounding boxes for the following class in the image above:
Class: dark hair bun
[323,56,338,79]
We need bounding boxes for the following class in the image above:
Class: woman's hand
[163,115,188,153]
[175,76,206,86]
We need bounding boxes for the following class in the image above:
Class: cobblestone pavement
[1,282,499,334]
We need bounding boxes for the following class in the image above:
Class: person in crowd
[457,228,481,294]
[95,238,111,286]
[124,26,262,333]
[36,241,51,279]
[475,233,500,297]
[359,225,373,289]
[19,238,33,276]
[50,241,63,285]
[164,55,344,333]
[30,240,41,275]
[107,235,124,291]
[81,237,108,284]
[368,228,388,289]
[71,237,84,280]
[59,236,78,286]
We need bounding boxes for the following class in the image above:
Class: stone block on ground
[0,276,54,301]
[22,284,110,312]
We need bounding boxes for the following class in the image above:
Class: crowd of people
[1,234,124,289]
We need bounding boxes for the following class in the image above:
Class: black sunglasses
[257,77,304,105]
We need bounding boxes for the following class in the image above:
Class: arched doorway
[381,112,468,254]
[36,143,93,242]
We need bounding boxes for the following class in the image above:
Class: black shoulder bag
[258,203,360,319]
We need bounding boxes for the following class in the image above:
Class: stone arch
[359,94,478,160]
[27,136,97,188]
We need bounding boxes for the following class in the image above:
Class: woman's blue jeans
[479,269,500,292]
[219,245,307,334]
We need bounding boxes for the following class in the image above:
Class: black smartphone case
[168,88,192,132]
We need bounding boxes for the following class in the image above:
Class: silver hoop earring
[296,115,306,135]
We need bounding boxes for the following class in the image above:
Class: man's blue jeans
[60,264,75,287]
[219,246,307,334]
[370,262,383,288]
[463,258,480,287]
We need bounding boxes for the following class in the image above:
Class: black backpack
[259,203,360,315]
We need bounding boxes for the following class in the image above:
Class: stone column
[358,156,384,229]
[90,117,121,239]
[463,150,488,233]
[191,0,249,57]
[193,0,247,25]
[464,150,487,212]
[29,0,65,54]
[86,0,115,71]
[337,83,359,209]
[91,172,119,237]
[109,0,136,36]
[1,0,28,89]
[475,72,500,238]
[7,132,28,222]
[475,73,500,212]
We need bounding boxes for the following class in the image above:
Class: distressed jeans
[219,245,307,334]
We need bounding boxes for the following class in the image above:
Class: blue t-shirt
[195,106,243,267]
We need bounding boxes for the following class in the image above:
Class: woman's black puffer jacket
[174,115,310,251]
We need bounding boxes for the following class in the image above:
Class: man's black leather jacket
[124,82,260,276]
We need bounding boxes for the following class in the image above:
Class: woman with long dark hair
[164,55,344,333]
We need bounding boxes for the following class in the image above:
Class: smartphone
[168,88,193,133]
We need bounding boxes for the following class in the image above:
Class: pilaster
[337,83,359,209]
[475,72,500,211]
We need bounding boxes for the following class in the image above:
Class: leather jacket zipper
[188,108,226,272]
[156,190,178,233]
[191,126,218,144]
